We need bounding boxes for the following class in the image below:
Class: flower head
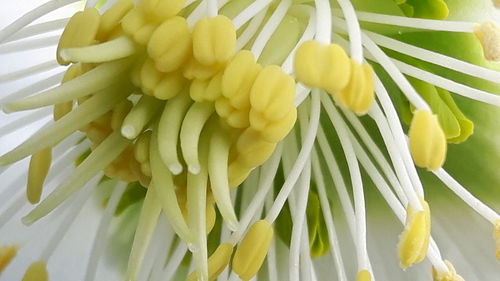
[1,0,500,280]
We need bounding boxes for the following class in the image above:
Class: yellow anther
[432,260,465,281]
[409,110,447,171]
[134,131,152,177]
[57,8,100,65]
[187,243,234,281]
[27,148,52,204]
[356,270,372,281]
[121,8,158,45]
[474,21,500,61]
[228,161,251,188]
[22,261,48,281]
[53,64,82,121]
[183,57,224,80]
[294,40,351,93]
[139,59,187,100]
[190,72,223,102]
[222,50,262,110]
[398,199,431,269]
[494,219,500,260]
[192,15,237,66]
[140,0,186,22]
[0,245,17,273]
[249,107,297,143]
[111,100,133,131]
[233,220,274,281]
[235,128,276,168]
[148,16,192,73]
[337,60,375,115]
[206,203,217,234]
[98,0,133,39]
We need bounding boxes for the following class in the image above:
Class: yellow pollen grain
[192,15,237,66]
[474,20,500,62]
[409,110,447,171]
[0,245,17,273]
[22,261,48,281]
[187,243,234,281]
[398,199,431,269]
[232,220,274,281]
[57,8,100,65]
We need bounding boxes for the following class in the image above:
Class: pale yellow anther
[235,128,276,168]
[228,161,251,188]
[250,65,295,121]
[294,40,351,93]
[187,243,234,281]
[0,245,17,273]
[22,261,48,281]
[356,270,372,281]
[183,57,225,80]
[337,60,375,115]
[134,131,151,164]
[474,21,500,61]
[57,8,100,65]
[409,110,447,171]
[192,15,237,66]
[432,260,465,281]
[110,100,133,131]
[98,0,133,39]
[140,0,186,22]
[148,16,192,73]
[233,220,274,281]
[121,8,158,45]
[53,64,82,121]
[139,59,187,100]
[27,148,52,204]
[494,219,500,260]
[258,107,297,143]
[222,50,262,110]
[190,72,223,102]
[215,97,250,128]
[398,199,431,269]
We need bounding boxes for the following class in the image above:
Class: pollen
[474,20,500,62]
[409,110,447,171]
[398,199,431,269]
[0,245,17,273]
[232,220,274,281]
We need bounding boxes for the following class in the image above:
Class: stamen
[150,130,193,243]
[126,186,161,281]
[313,0,332,43]
[336,0,363,61]
[0,0,80,43]
[162,242,188,281]
[27,148,52,204]
[121,95,164,140]
[60,36,137,64]
[22,261,49,281]
[192,15,236,66]
[0,108,51,138]
[356,270,372,281]
[236,7,267,51]
[208,126,239,230]
[0,245,17,273]
[0,83,132,165]
[432,260,466,281]
[187,243,234,281]
[158,93,192,175]
[0,60,59,83]
[22,132,130,225]
[5,18,69,43]
[0,71,64,105]
[264,191,279,281]
[207,0,219,17]
[231,0,273,29]
[350,10,475,32]
[180,102,214,174]
[84,182,127,281]
[250,0,292,59]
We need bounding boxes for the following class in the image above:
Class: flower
[0,0,500,280]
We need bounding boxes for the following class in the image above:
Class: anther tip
[169,163,183,175]
[188,164,200,175]
[1,103,14,114]
[121,125,136,140]
[59,49,70,62]
[21,215,34,226]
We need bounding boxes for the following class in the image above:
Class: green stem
[22,131,131,225]
[0,82,132,165]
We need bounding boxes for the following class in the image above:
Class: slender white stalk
[352,10,475,33]
[0,0,80,42]
[85,0,100,8]
[163,242,189,281]
[0,35,60,54]
[434,168,500,224]
[0,60,59,83]
[137,217,169,281]
[60,36,137,63]
[251,0,292,60]
[335,0,363,61]
[282,6,316,74]
[265,90,320,223]
[39,174,100,262]
[320,94,369,271]
[299,223,313,281]
[236,7,267,51]
[365,31,500,84]
[393,58,500,107]
[84,182,127,281]
[0,108,51,138]
[5,18,69,43]
[0,71,64,104]
[207,0,218,17]
[313,0,332,43]
[311,149,348,281]
[232,0,273,29]
[186,0,229,27]
[294,83,311,106]
[264,192,279,281]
